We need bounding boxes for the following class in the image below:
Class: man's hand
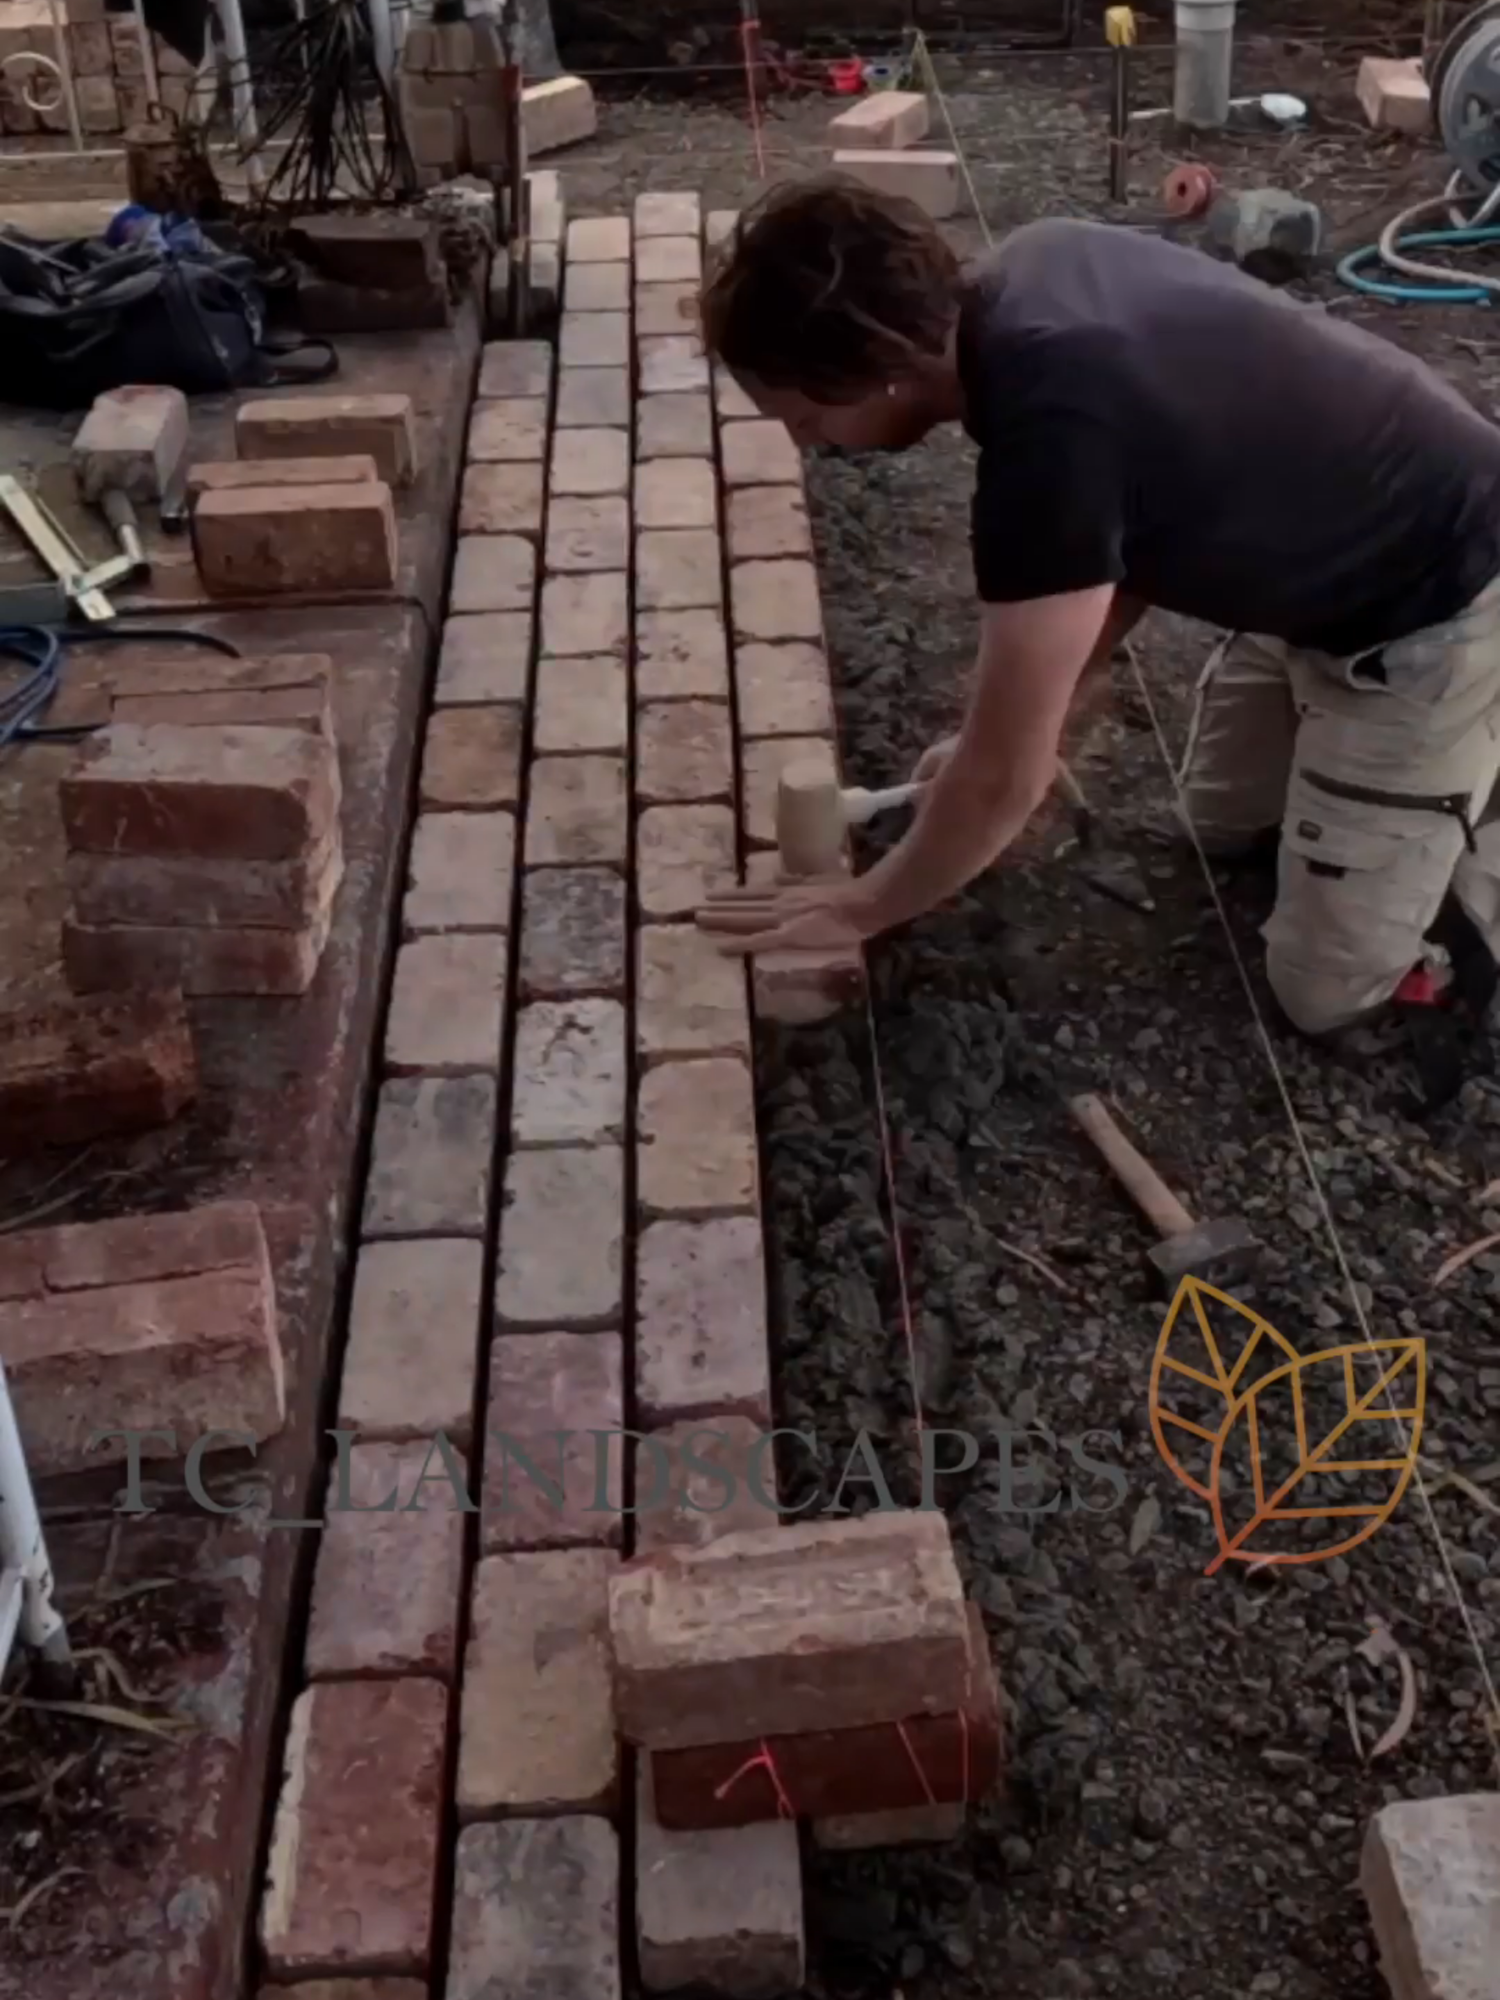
[911,734,958,784]
[697,876,872,956]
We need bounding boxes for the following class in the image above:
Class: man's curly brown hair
[698,175,964,404]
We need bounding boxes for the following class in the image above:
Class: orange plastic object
[1162,161,1219,218]
[828,58,865,94]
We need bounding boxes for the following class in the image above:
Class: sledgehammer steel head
[1148,1217,1261,1291]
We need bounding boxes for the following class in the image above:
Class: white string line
[911,30,1500,1769]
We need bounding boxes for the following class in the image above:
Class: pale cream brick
[1362,1793,1500,2000]
[494,1144,624,1330]
[339,1238,484,1445]
[404,812,515,934]
[828,88,930,147]
[436,612,532,705]
[641,336,709,394]
[635,281,697,339]
[637,700,733,804]
[634,190,701,237]
[1356,54,1430,134]
[714,365,759,420]
[385,933,506,1074]
[561,310,630,369]
[831,147,959,219]
[564,261,629,312]
[726,485,813,562]
[637,804,737,921]
[512,998,626,1145]
[566,214,631,263]
[734,640,834,737]
[637,393,713,460]
[546,497,629,574]
[535,656,629,754]
[635,458,717,531]
[637,924,750,1064]
[636,1214,771,1424]
[721,418,802,488]
[526,755,628,865]
[523,73,598,155]
[551,427,630,498]
[466,397,547,462]
[459,461,544,538]
[478,340,553,398]
[450,535,535,614]
[636,235,701,285]
[557,367,629,428]
[637,609,731,700]
[542,571,629,657]
[732,558,822,643]
[638,1058,757,1217]
[637,529,722,611]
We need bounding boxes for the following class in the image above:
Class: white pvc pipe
[367,0,396,90]
[130,0,163,114]
[1173,0,1236,129]
[215,0,264,187]
[0,1361,71,1679]
[43,0,84,152]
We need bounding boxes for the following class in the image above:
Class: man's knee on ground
[1266,949,1400,1038]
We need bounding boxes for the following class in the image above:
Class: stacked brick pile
[253,190,991,2000]
[57,656,344,996]
[0,2,197,137]
[827,87,959,218]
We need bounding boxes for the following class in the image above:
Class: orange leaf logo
[1149,1277,1425,1573]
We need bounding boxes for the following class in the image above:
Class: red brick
[635,458,716,531]
[105,650,334,734]
[714,365,758,419]
[721,419,801,488]
[108,679,333,732]
[187,453,378,497]
[541,572,629,657]
[519,866,626,999]
[306,1438,469,1678]
[741,734,837,848]
[565,259,629,311]
[634,1214,770,1429]
[66,826,339,931]
[735,640,834,735]
[483,1330,624,1551]
[0,988,195,1148]
[526,755,627,864]
[3,1254,283,1479]
[637,804,736,920]
[633,1416,779,1553]
[546,496,629,574]
[636,1762,805,1994]
[494,1144,623,1330]
[255,1983,426,2000]
[535,655,628,754]
[339,1238,484,1445]
[566,214,630,262]
[450,1821,619,1996]
[637,609,730,700]
[450,535,536,614]
[560,310,630,368]
[404,811,515,933]
[436,611,532,704]
[37,1198,265,1291]
[638,1058,756,1217]
[260,1679,446,1977]
[637,392,713,460]
[828,88,930,147]
[419,705,522,808]
[62,902,335,997]
[637,924,750,1063]
[466,397,548,461]
[637,529,722,611]
[635,190,701,237]
[237,391,415,485]
[62,720,338,862]
[363,1074,496,1239]
[194,481,396,595]
[732,558,822,643]
[72,382,188,502]
[726,485,813,562]
[637,700,733,803]
[385,932,507,1073]
[511,997,626,1146]
[636,235,701,285]
[457,1550,618,1817]
[640,336,709,394]
[459,461,545,537]
[477,340,553,398]
[652,1608,1000,1827]
[610,1511,970,1751]
[557,366,629,427]
[550,426,630,497]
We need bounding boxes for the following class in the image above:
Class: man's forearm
[854,751,1047,934]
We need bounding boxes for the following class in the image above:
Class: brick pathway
[254,189,845,1996]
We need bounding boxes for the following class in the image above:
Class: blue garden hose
[0,624,243,754]
[1338,223,1500,304]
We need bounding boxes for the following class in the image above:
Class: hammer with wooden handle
[1067,1093,1259,1291]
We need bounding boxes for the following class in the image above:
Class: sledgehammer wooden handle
[1068,1093,1196,1241]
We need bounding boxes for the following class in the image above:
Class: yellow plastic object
[1105,6,1137,45]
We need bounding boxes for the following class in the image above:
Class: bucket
[1173,0,1235,129]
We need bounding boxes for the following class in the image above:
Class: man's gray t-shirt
[957,219,1500,656]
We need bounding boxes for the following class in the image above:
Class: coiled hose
[0,624,242,753]
[1337,173,1500,303]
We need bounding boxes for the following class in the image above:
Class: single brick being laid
[260,1679,446,1979]
[448,1820,620,1999]
[456,1549,619,1817]
[637,805,736,921]
[384,932,507,1074]
[828,88,931,148]
[482,1330,624,1551]
[609,1509,971,1751]
[403,811,515,934]
[493,1144,624,1331]
[635,1214,771,1426]
[305,1437,469,1679]
[640,336,709,395]
[338,1238,484,1445]
[510,997,626,1146]
[831,147,960,219]
[1361,1792,1500,2000]
[637,1058,757,1217]
[637,924,751,1063]
[0,1200,284,1478]
[235,391,416,485]
[362,1074,496,1239]
[636,235,701,286]
[636,283,698,338]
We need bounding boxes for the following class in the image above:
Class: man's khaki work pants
[1176,574,1500,1035]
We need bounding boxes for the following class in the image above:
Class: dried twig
[996,1238,1074,1296]
[1432,1232,1500,1287]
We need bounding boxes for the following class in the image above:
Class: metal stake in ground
[1105,6,1136,203]
[1068,1091,1259,1290]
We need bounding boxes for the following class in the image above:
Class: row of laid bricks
[255,189,850,1996]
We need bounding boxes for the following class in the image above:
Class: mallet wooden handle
[1068,1093,1195,1240]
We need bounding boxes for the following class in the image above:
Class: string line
[707,1712,974,1817]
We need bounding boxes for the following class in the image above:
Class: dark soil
[565,39,1500,2000]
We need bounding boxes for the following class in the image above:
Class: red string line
[713,1741,797,1818]
[707,1713,969,1817]
[863,984,925,1438]
[738,14,769,179]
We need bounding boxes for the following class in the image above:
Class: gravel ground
[569,38,1500,1996]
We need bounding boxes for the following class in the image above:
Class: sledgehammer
[1068,1093,1259,1291]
